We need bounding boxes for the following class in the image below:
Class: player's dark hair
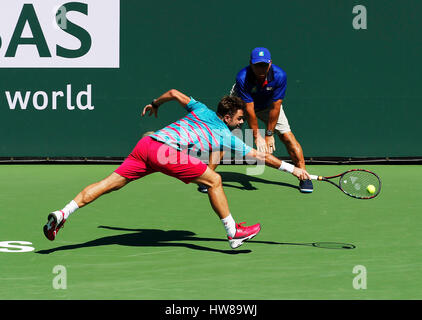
[217,96,246,117]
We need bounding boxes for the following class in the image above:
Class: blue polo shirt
[232,64,287,110]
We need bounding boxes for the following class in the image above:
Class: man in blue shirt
[198,47,312,193]
[235,47,312,193]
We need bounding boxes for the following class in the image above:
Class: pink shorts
[115,136,207,184]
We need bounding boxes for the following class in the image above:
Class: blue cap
[250,47,271,64]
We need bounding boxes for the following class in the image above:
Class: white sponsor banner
[0,0,120,68]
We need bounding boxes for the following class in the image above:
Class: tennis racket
[309,169,381,199]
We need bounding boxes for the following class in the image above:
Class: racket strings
[339,171,381,198]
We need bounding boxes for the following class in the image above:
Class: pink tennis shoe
[43,210,66,241]
[228,222,261,249]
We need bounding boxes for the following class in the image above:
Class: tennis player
[203,47,312,194]
[43,89,310,249]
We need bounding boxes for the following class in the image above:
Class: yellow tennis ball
[367,184,376,194]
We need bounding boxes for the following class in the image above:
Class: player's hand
[255,134,268,153]
[292,167,311,181]
[265,135,276,154]
[142,104,158,118]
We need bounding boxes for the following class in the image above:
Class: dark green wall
[1,0,421,157]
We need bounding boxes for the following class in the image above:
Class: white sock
[221,214,236,238]
[61,200,79,220]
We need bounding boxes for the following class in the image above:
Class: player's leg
[197,150,225,194]
[152,142,260,249]
[74,172,130,208]
[70,137,154,212]
[192,167,230,219]
[43,172,131,241]
[191,167,261,249]
[44,137,153,241]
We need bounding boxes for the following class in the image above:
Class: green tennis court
[0,164,420,300]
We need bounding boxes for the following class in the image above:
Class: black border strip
[0,300,416,318]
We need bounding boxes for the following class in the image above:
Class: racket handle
[309,175,321,180]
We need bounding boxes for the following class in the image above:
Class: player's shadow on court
[219,171,298,191]
[36,226,355,255]
[36,226,252,255]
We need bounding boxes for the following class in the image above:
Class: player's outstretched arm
[142,89,191,117]
[245,148,310,180]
